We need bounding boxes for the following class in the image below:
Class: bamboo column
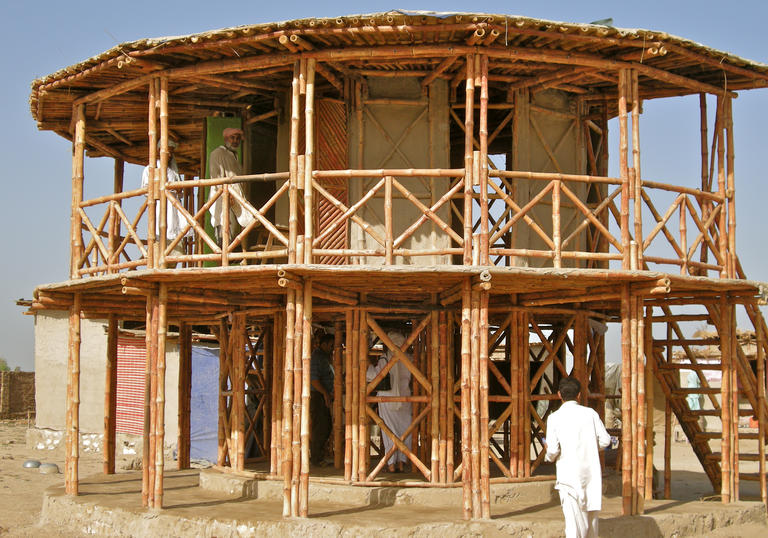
[177,322,191,470]
[65,293,81,495]
[463,56,475,265]
[271,312,285,476]
[664,398,671,499]
[153,283,168,509]
[231,314,246,471]
[510,309,520,477]
[716,97,727,278]
[282,288,296,516]
[288,61,300,264]
[103,314,118,474]
[521,310,531,477]
[291,271,304,515]
[479,55,490,266]
[446,312,455,482]
[70,105,86,278]
[460,278,473,519]
[438,311,448,483]
[720,294,733,503]
[108,159,124,272]
[303,59,316,264]
[158,78,169,268]
[142,292,159,507]
[620,284,633,515]
[644,307,655,501]
[358,310,369,480]
[299,279,312,517]
[635,296,646,513]
[350,308,360,481]
[478,290,490,518]
[631,70,643,269]
[469,289,481,518]
[333,320,344,470]
[618,70,631,270]
[216,319,229,468]
[573,314,587,406]
[146,81,157,269]
[430,310,440,480]
[725,97,736,278]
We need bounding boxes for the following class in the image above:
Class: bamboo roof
[29,11,768,175]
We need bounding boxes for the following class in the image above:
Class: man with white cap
[142,139,189,267]
[208,127,255,247]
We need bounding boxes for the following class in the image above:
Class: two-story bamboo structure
[27,11,768,520]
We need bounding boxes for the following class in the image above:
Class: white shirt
[545,400,611,511]
[141,159,190,240]
[208,145,254,228]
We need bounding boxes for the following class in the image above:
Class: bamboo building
[26,11,768,519]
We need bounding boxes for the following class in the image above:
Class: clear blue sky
[1,1,766,370]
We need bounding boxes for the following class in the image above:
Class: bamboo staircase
[649,257,767,495]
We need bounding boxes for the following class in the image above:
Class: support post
[153,283,168,508]
[618,70,631,270]
[70,105,86,278]
[463,55,475,265]
[65,293,81,495]
[620,284,632,515]
[178,322,191,470]
[103,314,118,474]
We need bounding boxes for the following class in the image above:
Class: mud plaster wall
[33,311,179,441]
[510,89,593,268]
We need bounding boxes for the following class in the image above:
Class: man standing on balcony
[545,377,611,538]
[208,127,255,249]
[142,139,188,267]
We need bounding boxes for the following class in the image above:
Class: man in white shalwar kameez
[367,332,412,472]
[208,127,255,248]
[141,139,190,266]
[545,377,611,538]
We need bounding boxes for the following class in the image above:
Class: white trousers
[559,491,599,538]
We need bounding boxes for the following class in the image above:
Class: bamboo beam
[103,314,118,474]
[65,293,81,495]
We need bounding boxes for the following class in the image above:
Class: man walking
[545,377,611,538]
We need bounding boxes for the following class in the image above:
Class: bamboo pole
[108,159,124,271]
[299,279,312,517]
[333,320,344,469]
[217,319,228,468]
[620,283,632,515]
[447,312,455,482]
[385,176,393,264]
[141,296,153,506]
[716,97,727,278]
[288,61,300,264]
[430,310,440,481]
[463,55,475,265]
[304,59,316,264]
[636,298,646,513]
[460,278,472,519]
[522,311,531,477]
[351,308,360,479]
[358,311,369,481]
[103,314,117,474]
[631,70,643,269]
[147,294,160,506]
[178,322,191,470]
[510,310,520,477]
[291,269,304,516]
[479,55,489,266]
[147,80,157,269]
[720,295,732,503]
[479,290,490,518]
[271,313,284,475]
[65,293,81,495]
[644,307,655,501]
[232,314,245,472]
[282,288,296,516]
[158,78,169,268]
[725,97,736,278]
[439,311,448,483]
[469,290,481,518]
[618,70,630,270]
[153,283,168,508]
[344,310,354,480]
[70,105,86,278]
[629,294,639,512]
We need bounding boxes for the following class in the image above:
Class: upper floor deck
[30,12,768,282]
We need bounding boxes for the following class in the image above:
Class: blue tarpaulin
[190,345,219,463]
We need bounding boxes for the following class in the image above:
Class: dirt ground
[1,419,768,537]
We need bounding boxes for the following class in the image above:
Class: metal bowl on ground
[39,463,59,474]
[22,460,41,469]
